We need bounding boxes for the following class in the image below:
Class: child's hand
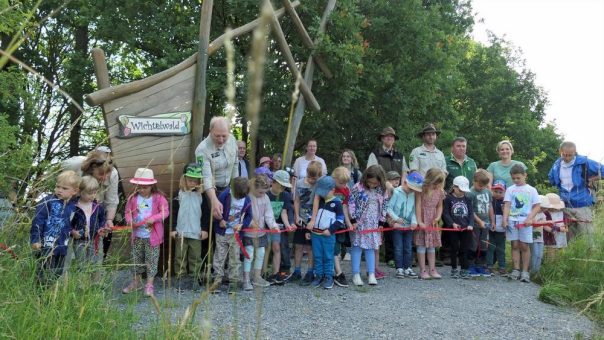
[170,231,178,238]
[98,227,110,237]
[200,230,209,240]
[228,215,235,222]
[323,229,331,236]
[219,220,227,229]
[418,222,426,230]
[467,226,473,231]
[410,224,417,230]
[296,216,303,226]
[31,242,41,251]
[524,218,533,226]
[432,219,439,227]
[393,222,402,229]
[306,220,315,230]
[452,223,460,230]
[234,224,242,232]
[350,223,357,231]
[71,230,81,239]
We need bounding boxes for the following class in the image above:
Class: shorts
[242,234,269,248]
[268,232,281,243]
[293,228,311,245]
[506,220,533,243]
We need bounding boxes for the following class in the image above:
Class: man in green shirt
[445,137,478,192]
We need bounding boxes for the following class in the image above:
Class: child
[266,170,294,285]
[331,166,355,287]
[503,164,541,283]
[530,195,549,274]
[310,176,344,289]
[487,180,507,275]
[30,170,81,284]
[414,168,446,280]
[442,176,474,279]
[467,169,495,277]
[387,172,423,279]
[122,168,169,296]
[543,193,567,260]
[213,177,252,294]
[171,163,207,290]
[71,175,107,282]
[379,171,402,276]
[292,161,322,285]
[243,175,280,290]
[349,165,388,286]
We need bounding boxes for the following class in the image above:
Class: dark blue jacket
[214,187,253,236]
[548,155,604,208]
[71,199,106,240]
[30,195,78,256]
[313,197,345,235]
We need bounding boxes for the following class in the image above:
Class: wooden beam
[84,1,300,107]
[283,0,336,167]
[91,48,110,89]
[190,0,213,161]
[268,3,321,112]
[282,0,333,79]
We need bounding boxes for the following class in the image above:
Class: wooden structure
[85,1,335,195]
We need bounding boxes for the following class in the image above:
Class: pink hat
[129,168,157,185]
[259,156,272,166]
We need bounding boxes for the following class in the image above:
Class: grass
[538,207,604,325]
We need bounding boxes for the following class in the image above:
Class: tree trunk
[68,24,89,156]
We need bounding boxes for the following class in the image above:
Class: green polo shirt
[445,154,477,191]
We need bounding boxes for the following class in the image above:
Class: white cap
[452,176,471,192]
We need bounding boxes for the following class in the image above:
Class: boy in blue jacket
[30,170,81,284]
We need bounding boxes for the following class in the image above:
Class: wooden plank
[113,139,191,161]
[268,3,321,112]
[84,1,300,107]
[282,0,333,79]
[91,48,110,89]
[283,0,336,166]
[111,135,190,154]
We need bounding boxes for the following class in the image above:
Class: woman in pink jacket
[122,168,169,297]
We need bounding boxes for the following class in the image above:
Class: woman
[339,149,362,189]
[292,139,328,181]
[486,140,527,188]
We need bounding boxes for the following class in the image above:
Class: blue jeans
[392,230,413,269]
[351,246,375,275]
[311,233,335,278]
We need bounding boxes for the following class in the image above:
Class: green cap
[184,163,203,179]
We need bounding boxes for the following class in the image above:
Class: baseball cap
[452,176,471,192]
[492,180,506,191]
[184,163,203,179]
[315,176,336,198]
[406,172,424,192]
[273,170,292,188]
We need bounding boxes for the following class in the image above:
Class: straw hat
[539,195,552,209]
[130,168,157,185]
[258,156,272,166]
[545,193,565,210]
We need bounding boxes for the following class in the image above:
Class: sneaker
[509,269,521,280]
[520,271,531,283]
[352,273,364,286]
[277,271,290,283]
[144,283,154,297]
[300,272,314,286]
[460,269,470,279]
[450,268,460,279]
[481,267,493,277]
[374,269,387,280]
[368,273,377,285]
[122,280,143,294]
[289,271,302,283]
[252,276,271,288]
[243,280,253,291]
[404,268,418,278]
[395,268,405,278]
[468,266,481,277]
[322,276,334,289]
[419,270,431,280]
[387,260,396,268]
[311,275,324,288]
[228,282,239,294]
[498,268,507,276]
[429,269,442,279]
[267,274,283,286]
[334,273,349,287]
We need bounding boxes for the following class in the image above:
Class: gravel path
[111,262,597,339]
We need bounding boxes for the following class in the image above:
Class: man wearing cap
[409,123,447,177]
[237,140,250,178]
[548,141,604,239]
[445,137,477,192]
[195,117,239,221]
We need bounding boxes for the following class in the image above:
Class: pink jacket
[125,193,169,247]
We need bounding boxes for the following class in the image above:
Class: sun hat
[386,171,402,181]
[406,172,424,192]
[377,127,399,141]
[315,176,336,198]
[452,176,471,192]
[183,163,203,179]
[416,123,441,138]
[258,156,272,166]
[539,195,552,209]
[492,179,506,191]
[545,193,565,210]
[273,170,292,188]
[130,168,157,185]
[255,166,273,180]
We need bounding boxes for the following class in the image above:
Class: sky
[471,0,604,162]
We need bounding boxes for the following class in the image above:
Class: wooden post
[190,0,213,161]
[283,0,336,167]
[90,48,113,148]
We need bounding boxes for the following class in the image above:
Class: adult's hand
[212,197,223,219]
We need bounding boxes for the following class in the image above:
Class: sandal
[429,269,442,279]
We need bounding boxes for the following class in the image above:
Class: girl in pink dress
[414,168,446,280]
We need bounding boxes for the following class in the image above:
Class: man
[237,140,250,178]
[548,141,603,238]
[445,137,478,191]
[195,117,239,221]
[409,123,447,176]
[367,127,408,176]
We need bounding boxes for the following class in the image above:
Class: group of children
[31,161,569,295]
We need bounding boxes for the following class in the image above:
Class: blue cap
[406,171,424,192]
[492,179,506,191]
[254,166,273,180]
[315,176,336,198]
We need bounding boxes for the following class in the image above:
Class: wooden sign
[117,112,191,138]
